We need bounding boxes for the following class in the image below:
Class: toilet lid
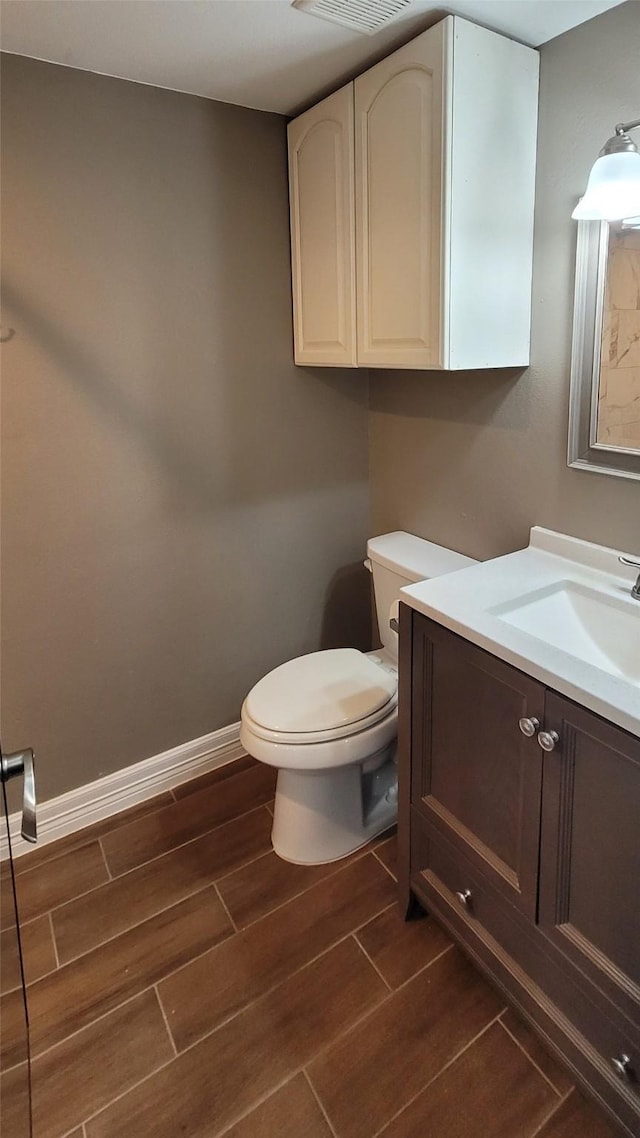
[245,648,397,735]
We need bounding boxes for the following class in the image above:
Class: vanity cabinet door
[539,693,640,1029]
[410,615,545,919]
[287,84,357,367]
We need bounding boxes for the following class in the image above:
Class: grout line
[209,1073,303,1138]
[33,909,460,1126]
[106,798,275,879]
[53,872,246,968]
[80,1051,178,1128]
[498,1013,565,1098]
[303,942,457,1082]
[213,881,238,934]
[352,931,393,992]
[154,983,178,1058]
[30,848,430,1068]
[171,758,257,803]
[528,1087,576,1138]
[20,875,118,931]
[168,902,400,1052]
[44,804,273,951]
[29,987,178,1066]
[26,826,495,1134]
[218,847,388,934]
[98,838,113,881]
[371,845,397,882]
[78,1024,310,1133]
[48,910,61,969]
[394,941,454,991]
[214,847,273,890]
[4,913,61,995]
[368,1009,506,1138]
[303,1069,339,1137]
[17,766,268,885]
[29,896,395,1067]
[12,794,179,880]
[30,800,376,942]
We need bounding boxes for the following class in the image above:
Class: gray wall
[370,0,640,562]
[0,55,370,802]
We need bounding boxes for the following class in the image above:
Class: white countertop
[400,527,640,739]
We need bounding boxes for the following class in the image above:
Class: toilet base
[271,748,397,865]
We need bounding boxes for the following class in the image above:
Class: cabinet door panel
[355,21,448,368]
[288,84,356,366]
[411,616,544,918]
[539,693,640,1026]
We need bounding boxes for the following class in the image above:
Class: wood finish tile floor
[3,757,622,1138]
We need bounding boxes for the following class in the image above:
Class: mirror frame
[568,219,640,481]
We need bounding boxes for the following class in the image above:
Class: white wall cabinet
[287,84,357,367]
[288,16,539,370]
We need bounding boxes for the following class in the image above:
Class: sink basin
[492,581,640,685]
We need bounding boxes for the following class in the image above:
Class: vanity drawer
[410,807,521,955]
[570,999,640,1107]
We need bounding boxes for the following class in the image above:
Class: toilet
[240,532,477,865]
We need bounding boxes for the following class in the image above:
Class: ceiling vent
[292,0,413,37]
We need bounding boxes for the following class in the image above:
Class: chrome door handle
[1,748,37,843]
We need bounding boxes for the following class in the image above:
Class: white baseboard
[1,722,244,861]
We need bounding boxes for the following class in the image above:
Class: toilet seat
[240,702,397,771]
[242,695,397,746]
[244,648,397,745]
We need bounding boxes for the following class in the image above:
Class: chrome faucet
[619,556,640,601]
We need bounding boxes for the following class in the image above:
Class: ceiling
[0,0,625,116]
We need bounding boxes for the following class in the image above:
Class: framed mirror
[568,218,640,481]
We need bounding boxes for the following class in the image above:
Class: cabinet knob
[537,730,560,753]
[611,1053,633,1081]
[518,717,540,738]
[455,889,472,907]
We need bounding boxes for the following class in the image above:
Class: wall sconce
[572,117,640,221]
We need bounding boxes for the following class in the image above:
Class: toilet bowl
[240,532,477,865]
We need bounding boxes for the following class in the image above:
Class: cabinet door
[354,19,448,369]
[411,616,545,918]
[287,84,357,367]
[539,693,640,1027]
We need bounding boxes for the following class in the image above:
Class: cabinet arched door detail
[287,85,357,367]
[355,24,446,369]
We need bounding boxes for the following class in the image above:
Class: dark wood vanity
[398,605,640,1137]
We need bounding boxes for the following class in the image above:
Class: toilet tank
[366,532,478,661]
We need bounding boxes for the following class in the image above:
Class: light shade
[573,149,640,221]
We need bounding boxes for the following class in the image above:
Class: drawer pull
[537,730,560,753]
[455,889,473,907]
[611,1053,633,1081]
[518,717,540,738]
